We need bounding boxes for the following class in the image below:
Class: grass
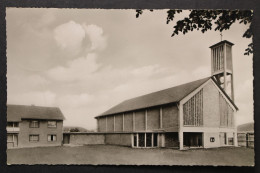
[7,145,254,166]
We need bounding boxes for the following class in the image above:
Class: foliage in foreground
[136,10,253,55]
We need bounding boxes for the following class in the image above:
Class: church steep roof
[96,77,211,118]
[96,76,238,118]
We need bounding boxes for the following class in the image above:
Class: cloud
[35,11,56,28]
[234,78,254,125]
[235,79,253,102]
[131,64,165,77]
[192,66,211,78]
[53,21,107,58]
[54,21,85,54]
[57,93,94,108]
[8,90,56,106]
[7,74,50,94]
[46,53,100,81]
[83,24,107,50]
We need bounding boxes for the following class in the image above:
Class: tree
[70,128,80,132]
[136,10,253,55]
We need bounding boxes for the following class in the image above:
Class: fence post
[246,133,249,148]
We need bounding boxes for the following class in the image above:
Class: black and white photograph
[5,8,254,166]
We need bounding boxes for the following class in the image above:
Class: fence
[237,132,254,148]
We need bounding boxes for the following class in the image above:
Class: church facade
[95,40,238,150]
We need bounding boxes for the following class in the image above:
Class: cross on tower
[220,32,223,41]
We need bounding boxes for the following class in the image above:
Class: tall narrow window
[138,133,145,147]
[133,134,137,147]
[183,89,203,126]
[146,133,152,147]
[153,133,158,147]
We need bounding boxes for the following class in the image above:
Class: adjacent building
[95,40,239,150]
[7,104,65,148]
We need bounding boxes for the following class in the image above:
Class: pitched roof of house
[7,104,65,122]
[96,77,210,118]
[96,77,238,118]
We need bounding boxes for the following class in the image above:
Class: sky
[6,8,253,130]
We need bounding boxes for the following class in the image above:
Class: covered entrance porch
[183,132,203,148]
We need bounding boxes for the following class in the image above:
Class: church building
[95,40,238,150]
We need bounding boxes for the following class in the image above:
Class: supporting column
[234,132,238,146]
[105,117,107,132]
[161,134,165,147]
[144,133,147,147]
[225,132,228,145]
[231,44,235,101]
[179,131,184,150]
[122,113,124,131]
[131,134,134,147]
[211,47,214,75]
[113,115,115,132]
[223,43,227,91]
[179,102,184,150]
[137,133,139,147]
[133,112,135,131]
[151,133,154,147]
[145,109,147,131]
[160,107,162,129]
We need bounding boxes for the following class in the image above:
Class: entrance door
[184,132,203,147]
[7,134,18,148]
[219,132,227,146]
[63,134,70,144]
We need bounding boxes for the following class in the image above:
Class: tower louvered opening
[212,45,224,72]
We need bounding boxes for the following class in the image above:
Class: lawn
[7,145,254,166]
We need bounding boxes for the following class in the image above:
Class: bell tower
[210,40,234,101]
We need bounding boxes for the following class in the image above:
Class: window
[48,135,57,142]
[29,135,39,142]
[47,121,57,128]
[7,134,14,142]
[7,134,18,148]
[29,120,39,128]
[7,122,19,127]
[146,133,152,147]
[7,122,13,127]
[219,93,234,127]
[228,137,234,145]
[153,133,158,147]
[133,133,158,148]
[13,122,19,127]
[138,133,145,147]
[133,134,137,147]
[183,89,203,126]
